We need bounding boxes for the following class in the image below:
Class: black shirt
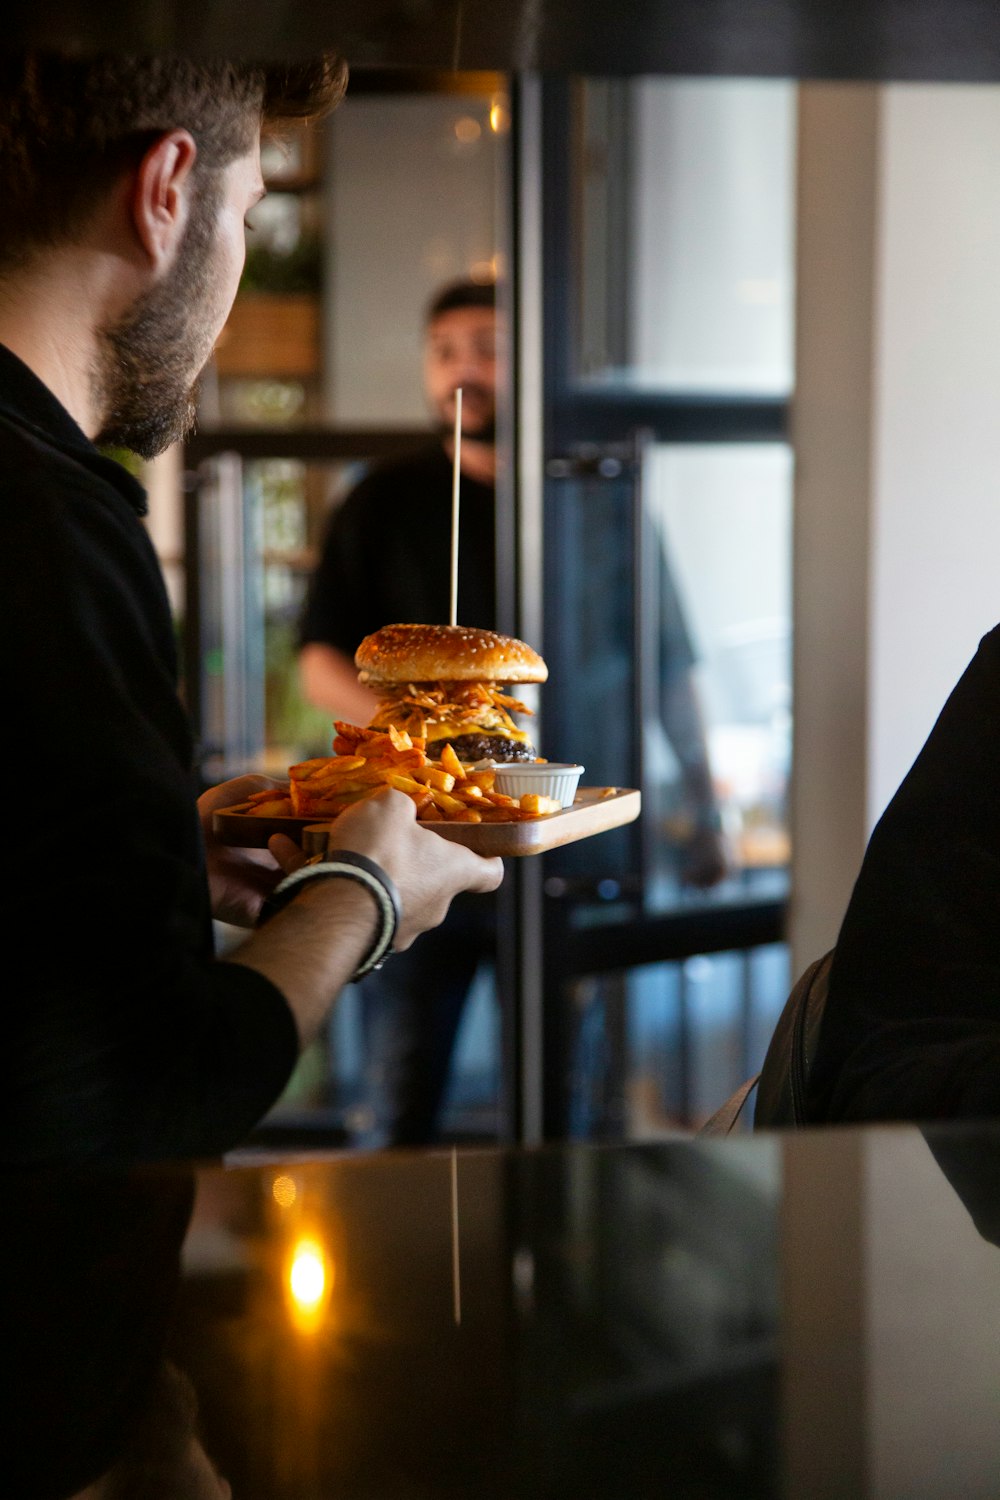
[299,444,497,653]
[808,624,1000,1123]
[0,344,298,1164]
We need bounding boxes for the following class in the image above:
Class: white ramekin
[490,762,584,809]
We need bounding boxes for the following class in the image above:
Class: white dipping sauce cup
[490,763,584,809]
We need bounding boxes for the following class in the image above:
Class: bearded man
[0,53,502,1165]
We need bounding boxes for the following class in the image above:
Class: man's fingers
[267,833,308,875]
[462,853,505,893]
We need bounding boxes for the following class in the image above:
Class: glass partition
[532,75,796,1135]
[578,77,796,394]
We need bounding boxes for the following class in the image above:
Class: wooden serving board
[214,787,640,859]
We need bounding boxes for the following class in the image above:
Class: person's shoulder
[341,444,448,504]
[0,416,155,606]
[0,413,130,529]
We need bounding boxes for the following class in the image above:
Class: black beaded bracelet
[260,850,402,981]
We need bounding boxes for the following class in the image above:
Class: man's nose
[454,353,489,384]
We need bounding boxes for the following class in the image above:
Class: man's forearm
[663,671,718,817]
[223,876,379,1048]
[299,641,379,723]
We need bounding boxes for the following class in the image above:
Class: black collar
[0,342,148,517]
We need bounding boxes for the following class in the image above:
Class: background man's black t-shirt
[299,445,497,655]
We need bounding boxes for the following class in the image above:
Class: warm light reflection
[289,1239,328,1310]
[489,98,510,134]
[272,1174,297,1209]
[454,115,482,144]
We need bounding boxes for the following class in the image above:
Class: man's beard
[94,178,223,461]
[435,382,496,444]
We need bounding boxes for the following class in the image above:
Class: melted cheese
[425,719,528,743]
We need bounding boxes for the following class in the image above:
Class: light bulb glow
[289,1241,327,1310]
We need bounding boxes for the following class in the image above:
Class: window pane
[578,78,796,394]
[542,444,791,919]
[645,442,792,899]
[566,943,792,1138]
[325,92,506,425]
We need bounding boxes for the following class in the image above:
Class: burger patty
[427,732,537,764]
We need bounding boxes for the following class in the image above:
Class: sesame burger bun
[355,623,548,685]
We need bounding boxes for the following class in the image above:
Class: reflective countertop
[7,1125,1000,1499]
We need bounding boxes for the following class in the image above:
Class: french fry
[409,766,456,792]
[519,793,562,815]
[245,797,294,816]
[333,721,364,743]
[356,735,399,759]
[428,787,467,816]
[318,756,367,774]
[289,757,338,781]
[310,792,371,812]
[438,742,466,780]
[386,772,426,797]
[482,791,519,809]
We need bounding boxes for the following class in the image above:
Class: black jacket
[808,625,1000,1123]
[0,345,297,1163]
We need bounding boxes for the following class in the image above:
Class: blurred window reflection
[645,442,792,895]
[579,78,796,394]
[539,77,796,1135]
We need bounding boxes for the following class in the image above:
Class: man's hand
[307,787,505,949]
[680,826,731,890]
[199,775,287,928]
[222,787,504,1048]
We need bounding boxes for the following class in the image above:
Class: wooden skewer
[450,387,462,627]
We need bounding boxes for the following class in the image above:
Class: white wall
[869,86,1000,824]
[791,84,879,973]
[632,78,796,394]
[323,93,502,426]
[792,82,1000,971]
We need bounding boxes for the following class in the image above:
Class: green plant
[240,236,324,296]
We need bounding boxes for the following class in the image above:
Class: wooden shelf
[214,292,321,379]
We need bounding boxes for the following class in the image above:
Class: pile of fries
[236,722,562,824]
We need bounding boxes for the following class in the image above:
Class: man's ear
[130,129,199,270]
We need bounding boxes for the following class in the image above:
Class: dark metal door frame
[505,73,790,1141]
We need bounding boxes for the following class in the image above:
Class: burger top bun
[355,623,548,685]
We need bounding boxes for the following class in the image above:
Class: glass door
[529,76,796,1135]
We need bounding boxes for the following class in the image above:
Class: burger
[355,623,548,763]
